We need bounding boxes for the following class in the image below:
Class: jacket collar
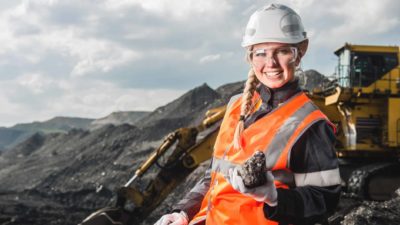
[256,78,302,109]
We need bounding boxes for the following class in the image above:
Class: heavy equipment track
[346,162,400,200]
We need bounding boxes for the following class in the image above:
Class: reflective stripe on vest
[189,92,334,225]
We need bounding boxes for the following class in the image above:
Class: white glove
[154,211,189,225]
[229,167,278,206]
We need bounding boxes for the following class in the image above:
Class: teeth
[264,71,282,77]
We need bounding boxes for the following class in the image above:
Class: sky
[0,0,399,127]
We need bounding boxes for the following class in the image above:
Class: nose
[264,55,278,67]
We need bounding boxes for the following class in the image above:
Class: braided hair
[233,68,259,150]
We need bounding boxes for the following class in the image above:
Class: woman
[155,3,341,225]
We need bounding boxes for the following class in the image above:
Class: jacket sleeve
[172,159,212,220]
[263,120,341,224]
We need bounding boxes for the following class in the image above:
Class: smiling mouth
[263,71,283,78]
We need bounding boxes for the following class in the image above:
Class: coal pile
[297,69,334,92]
[340,189,400,225]
[0,81,243,225]
[89,111,150,130]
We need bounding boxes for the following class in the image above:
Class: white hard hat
[242,4,307,47]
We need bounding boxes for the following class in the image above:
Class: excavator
[80,43,400,225]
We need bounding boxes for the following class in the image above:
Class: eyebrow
[252,46,291,51]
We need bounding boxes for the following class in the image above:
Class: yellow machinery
[117,106,226,215]
[80,106,227,225]
[80,44,400,224]
[310,43,400,201]
[312,43,400,155]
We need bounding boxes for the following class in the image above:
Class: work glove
[154,211,188,225]
[229,166,278,206]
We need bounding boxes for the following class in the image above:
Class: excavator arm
[120,106,226,221]
[80,106,226,225]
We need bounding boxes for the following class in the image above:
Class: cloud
[0,77,184,126]
[38,81,185,122]
[17,73,53,94]
[0,0,399,126]
[199,54,221,64]
[0,0,142,79]
[286,0,400,47]
[103,0,232,20]
[68,38,141,77]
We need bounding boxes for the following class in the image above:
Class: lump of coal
[239,151,267,188]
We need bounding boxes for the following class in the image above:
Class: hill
[0,80,244,225]
[0,117,94,151]
[90,111,150,130]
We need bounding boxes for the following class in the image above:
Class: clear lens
[249,46,297,67]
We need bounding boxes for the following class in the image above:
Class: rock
[239,151,267,188]
[341,194,400,225]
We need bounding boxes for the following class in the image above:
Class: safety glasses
[248,46,298,67]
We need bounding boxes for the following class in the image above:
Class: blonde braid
[233,68,259,150]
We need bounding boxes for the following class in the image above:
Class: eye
[253,49,266,57]
[254,52,266,57]
[276,48,292,55]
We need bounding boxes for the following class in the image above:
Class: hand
[154,211,188,225]
[229,167,278,206]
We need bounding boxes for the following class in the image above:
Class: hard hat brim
[241,37,308,48]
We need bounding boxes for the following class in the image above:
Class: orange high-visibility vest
[189,92,334,225]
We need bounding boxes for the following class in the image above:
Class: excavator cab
[330,44,400,151]
[334,43,399,92]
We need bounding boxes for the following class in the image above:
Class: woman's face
[250,42,300,89]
